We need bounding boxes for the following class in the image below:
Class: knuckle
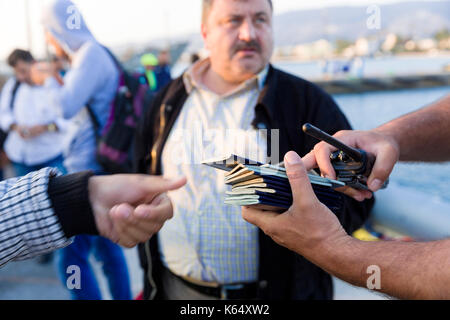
[374,166,391,178]
[313,143,324,153]
[384,142,400,157]
[286,169,301,180]
[155,213,170,225]
[120,240,136,248]
[163,208,174,221]
[334,130,350,139]
[150,224,163,235]
[287,169,307,184]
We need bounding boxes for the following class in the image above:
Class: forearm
[48,171,98,238]
[0,169,98,267]
[308,236,450,299]
[374,95,450,162]
[0,169,70,266]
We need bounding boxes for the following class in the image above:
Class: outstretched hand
[88,174,187,247]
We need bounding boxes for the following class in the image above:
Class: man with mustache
[134,0,373,300]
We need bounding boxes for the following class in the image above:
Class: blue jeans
[12,154,66,176]
[58,235,132,300]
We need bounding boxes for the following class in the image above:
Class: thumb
[284,151,318,208]
[367,149,397,192]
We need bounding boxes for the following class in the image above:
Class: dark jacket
[134,65,374,300]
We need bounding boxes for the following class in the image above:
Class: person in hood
[31,0,132,300]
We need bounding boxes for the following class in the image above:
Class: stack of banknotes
[203,155,345,212]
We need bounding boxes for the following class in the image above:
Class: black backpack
[0,80,21,149]
[87,49,155,174]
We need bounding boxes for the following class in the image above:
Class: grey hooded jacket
[42,0,119,173]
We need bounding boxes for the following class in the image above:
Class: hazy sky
[0,0,436,60]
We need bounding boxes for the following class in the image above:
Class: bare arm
[374,95,450,162]
[243,152,450,299]
[302,94,450,200]
[310,234,450,299]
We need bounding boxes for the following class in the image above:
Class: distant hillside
[273,1,450,46]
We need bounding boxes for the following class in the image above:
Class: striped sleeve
[0,168,71,267]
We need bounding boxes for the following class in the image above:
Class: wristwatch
[47,123,57,132]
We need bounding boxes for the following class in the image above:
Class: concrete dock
[0,248,386,300]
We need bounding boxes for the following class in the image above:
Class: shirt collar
[183,57,269,97]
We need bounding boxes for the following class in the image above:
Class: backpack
[0,80,21,149]
[87,48,155,174]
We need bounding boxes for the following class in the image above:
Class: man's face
[14,60,33,85]
[158,51,170,65]
[202,0,274,84]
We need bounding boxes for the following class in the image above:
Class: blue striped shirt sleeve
[0,168,71,267]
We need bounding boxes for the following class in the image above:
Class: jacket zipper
[146,103,168,299]
[150,104,167,174]
[145,240,157,300]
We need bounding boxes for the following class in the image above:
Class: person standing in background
[154,50,172,90]
[0,49,68,180]
[140,53,159,92]
[30,0,131,300]
[0,49,69,265]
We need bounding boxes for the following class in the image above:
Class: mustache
[232,40,262,54]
